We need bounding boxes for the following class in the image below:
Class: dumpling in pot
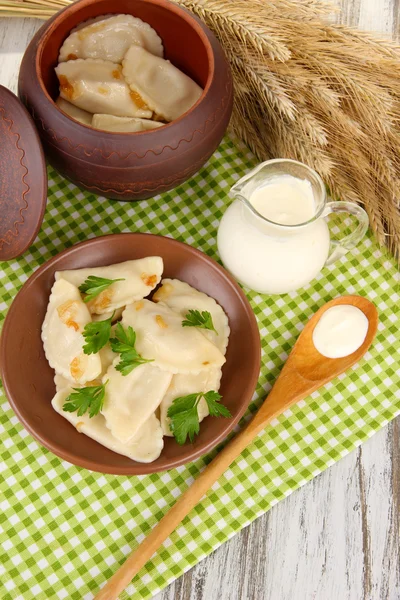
[153,279,230,354]
[42,279,102,384]
[56,97,93,125]
[122,45,203,121]
[55,59,153,118]
[160,368,223,436]
[101,361,172,443]
[52,388,164,463]
[92,114,165,132]
[56,257,163,315]
[59,14,164,63]
[122,300,226,374]
[70,13,114,34]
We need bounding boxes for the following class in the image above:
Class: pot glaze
[18,0,233,201]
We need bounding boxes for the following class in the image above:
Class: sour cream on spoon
[312,305,369,358]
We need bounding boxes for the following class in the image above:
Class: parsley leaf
[82,311,114,355]
[167,391,231,445]
[167,393,199,418]
[115,351,153,376]
[79,275,124,303]
[169,406,200,445]
[63,382,107,418]
[181,309,217,334]
[109,322,136,353]
[110,322,153,376]
[203,391,232,418]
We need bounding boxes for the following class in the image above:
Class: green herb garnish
[110,322,153,376]
[63,381,107,418]
[181,309,217,334]
[82,311,114,355]
[79,275,124,303]
[167,391,231,445]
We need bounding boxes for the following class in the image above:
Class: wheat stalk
[0,0,70,16]
[2,0,400,261]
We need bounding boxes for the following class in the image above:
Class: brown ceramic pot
[18,0,233,201]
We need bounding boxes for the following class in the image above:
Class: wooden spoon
[95,295,378,600]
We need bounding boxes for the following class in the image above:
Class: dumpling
[42,279,102,384]
[52,324,118,387]
[91,307,124,323]
[70,14,114,33]
[92,114,165,132]
[153,279,230,354]
[122,300,226,374]
[56,97,93,125]
[52,389,164,463]
[99,337,118,376]
[54,371,103,392]
[160,368,222,436]
[122,45,203,121]
[59,14,163,63]
[55,257,163,315]
[55,59,153,118]
[54,373,74,392]
[101,361,172,443]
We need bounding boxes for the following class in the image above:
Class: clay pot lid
[0,85,47,260]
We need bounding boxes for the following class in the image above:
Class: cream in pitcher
[217,159,369,294]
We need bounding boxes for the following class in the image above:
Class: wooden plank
[361,420,400,599]
[0,17,44,94]
[154,424,399,600]
[335,0,400,37]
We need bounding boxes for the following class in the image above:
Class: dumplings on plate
[42,279,101,384]
[92,113,164,132]
[52,388,164,463]
[43,256,230,464]
[58,14,164,63]
[122,300,226,374]
[55,59,153,118]
[154,279,230,354]
[122,45,203,121]
[56,257,163,314]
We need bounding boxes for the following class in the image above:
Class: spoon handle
[94,366,305,600]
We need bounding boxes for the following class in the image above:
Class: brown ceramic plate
[0,234,260,474]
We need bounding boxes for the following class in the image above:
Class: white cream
[312,305,369,358]
[250,175,316,225]
[217,174,330,294]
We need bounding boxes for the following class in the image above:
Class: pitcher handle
[323,201,369,266]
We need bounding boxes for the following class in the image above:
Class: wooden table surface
[0,2,399,599]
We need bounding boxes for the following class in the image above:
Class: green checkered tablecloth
[0,136,399,600]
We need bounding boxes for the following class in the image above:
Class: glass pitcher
[217,159,369,294]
